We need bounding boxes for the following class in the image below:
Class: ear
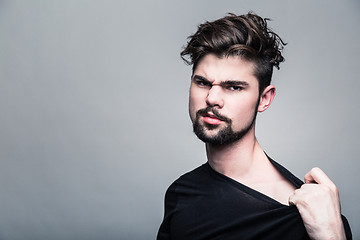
[257,85,276,112]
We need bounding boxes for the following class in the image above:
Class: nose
[206,85,224,108]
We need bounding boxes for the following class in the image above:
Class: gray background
[0,0,359,239]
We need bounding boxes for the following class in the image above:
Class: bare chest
[245,179,297,205]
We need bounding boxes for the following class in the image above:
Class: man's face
[189,54,260,145]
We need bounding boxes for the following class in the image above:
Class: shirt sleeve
[342,215,352,240]
[157,182,178,240]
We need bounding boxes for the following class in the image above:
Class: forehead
[193,54,257,84]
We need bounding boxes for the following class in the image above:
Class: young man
[157,13,352,239]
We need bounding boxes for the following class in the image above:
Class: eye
[195,79,211,88]
[226,85,243,91]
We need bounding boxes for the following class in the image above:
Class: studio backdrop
[0,0,359,239]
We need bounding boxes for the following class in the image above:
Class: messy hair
[181,12,286,93]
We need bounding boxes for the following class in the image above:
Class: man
[157,12,352,239]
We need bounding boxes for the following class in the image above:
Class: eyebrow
[192,75,249,86]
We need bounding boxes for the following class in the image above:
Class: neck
[206,128,268,179]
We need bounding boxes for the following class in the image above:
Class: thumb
[304,167,332,185]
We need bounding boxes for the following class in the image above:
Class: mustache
[196,107,231,123]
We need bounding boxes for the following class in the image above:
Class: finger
[304,167,333,185]
[288,190,301,206]
[288,193,295,206]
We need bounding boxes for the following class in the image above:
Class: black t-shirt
[157,157,352,240]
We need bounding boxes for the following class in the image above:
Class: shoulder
[167,163,209,192]
[164,162,214,200]
[163,163,209,210]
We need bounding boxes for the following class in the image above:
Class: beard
[192,106,257,146]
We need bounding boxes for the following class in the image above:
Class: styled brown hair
[181,12,286,93]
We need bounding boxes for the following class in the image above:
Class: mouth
[202,112,223,125]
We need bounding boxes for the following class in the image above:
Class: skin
[189,54,346,240]
[289,168,346,240]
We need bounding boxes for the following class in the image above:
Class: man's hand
[288,167,346,240]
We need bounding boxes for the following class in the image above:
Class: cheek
[188,87,205,122]
[228,97,259,122]
[188,94,198,123]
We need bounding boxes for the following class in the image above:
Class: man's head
[181,12,285,94]
[182,13,285,146]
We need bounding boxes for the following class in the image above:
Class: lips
[202,112,223,125]
[196,107,230,126]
